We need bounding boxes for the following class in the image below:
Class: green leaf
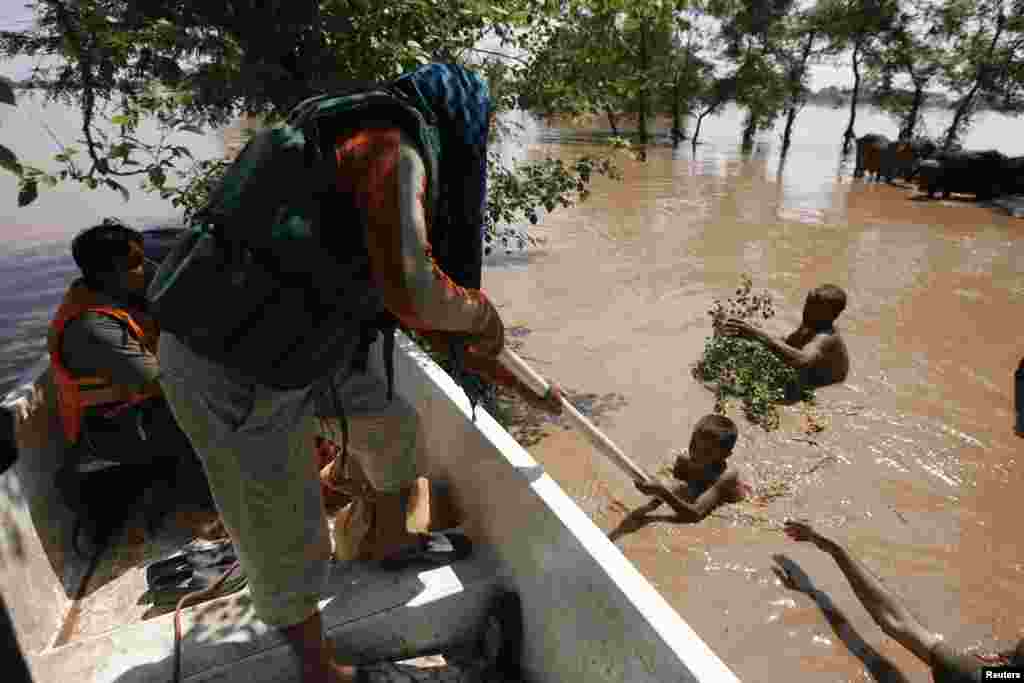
[0,144,22,176]
[110,114,132,127]
[148,166,166,188]
[17,179,38,207]
[0,78,15,107]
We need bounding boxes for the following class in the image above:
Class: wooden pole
[498,348,653,485]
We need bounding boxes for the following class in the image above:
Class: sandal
[146,538,237,588]
[378,532,472,571]
[149,565,248,608]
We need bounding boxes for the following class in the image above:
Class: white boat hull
[1,332,740,682]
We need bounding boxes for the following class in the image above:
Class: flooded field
[2,93,1023,681]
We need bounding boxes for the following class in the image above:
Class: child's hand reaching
[784,520,834,552]
[634,478,673,501]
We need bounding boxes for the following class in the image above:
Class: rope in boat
[172,560,241,683]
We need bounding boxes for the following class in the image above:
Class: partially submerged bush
[693,275,812,430]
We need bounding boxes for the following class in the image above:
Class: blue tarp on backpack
[392,63,491,290]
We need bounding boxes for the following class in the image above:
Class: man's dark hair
[71,218,144,287]
[692,414,739,452]
[809,284,847,320]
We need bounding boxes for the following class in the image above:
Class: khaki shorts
[315,367,422,495]
[158,332,419,628]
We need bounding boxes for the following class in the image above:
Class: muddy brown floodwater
[3,95,1021,681]
[483,107,1024,682]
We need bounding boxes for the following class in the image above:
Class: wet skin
[722,295,850,387]
[621,432,751,530]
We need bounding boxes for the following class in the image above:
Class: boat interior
[0,229,740,683]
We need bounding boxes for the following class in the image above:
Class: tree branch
[464,46,531,67]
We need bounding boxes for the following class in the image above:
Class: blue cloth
[392,64,492,290]
[392,63,492,156]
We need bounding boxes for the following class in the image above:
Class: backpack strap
[325,372,349,464]
[447,336,481,422]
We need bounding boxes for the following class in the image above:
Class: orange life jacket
[47,281,161,444]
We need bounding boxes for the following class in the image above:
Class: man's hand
[465,297,504,358]
[721,317,761,341]
[519,382,565,416]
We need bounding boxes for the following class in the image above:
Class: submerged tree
[663,3,719,144]
[936,0,1014,149]
[817,0,899,152]
[775,9,825,153]
[713,0,795,149]
[691,75,739,145]
[870,0,946,140]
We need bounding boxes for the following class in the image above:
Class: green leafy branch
[484,149,621,254]
[0,85,205,208]
[693,275,813,431]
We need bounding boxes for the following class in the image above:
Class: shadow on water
[772,554,911,683]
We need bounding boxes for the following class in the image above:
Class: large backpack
[148,64,492,398]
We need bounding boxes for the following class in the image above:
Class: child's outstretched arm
[634,480,703,522]
[783,521,939,664]
[635,470,748,523]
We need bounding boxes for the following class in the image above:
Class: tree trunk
[782,32,816,155]
[842,42,862,153]
[901,82,924,141]
[605,106,620,136]
[693,108,710,146]
[943,84,981,151]
[637,18,650,145]
[672,36,695,145]
[742,112,757,150]
[942,13,1005,151]
[671,75,684,145]
[781,106,798,153]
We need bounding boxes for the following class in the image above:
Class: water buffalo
[1000,156,1024,196]
[854,133,890,179]
[916,150,1008,200]
[879,138,938,183]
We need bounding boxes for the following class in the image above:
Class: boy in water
[615,415,751,536]
[722,284,850,387]
[783,520,1024,682]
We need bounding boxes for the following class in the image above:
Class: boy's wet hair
[692,414,738,453]
[809,284,847,320]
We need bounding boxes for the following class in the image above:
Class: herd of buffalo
[854,133,1024,201]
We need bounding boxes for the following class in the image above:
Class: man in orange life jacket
[48,220,211,535]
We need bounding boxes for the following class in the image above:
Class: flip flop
[378,532,472,571]
[146,538,237,588]
[149,565,248,609]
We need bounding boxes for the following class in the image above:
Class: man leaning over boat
[150,64,563,683]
